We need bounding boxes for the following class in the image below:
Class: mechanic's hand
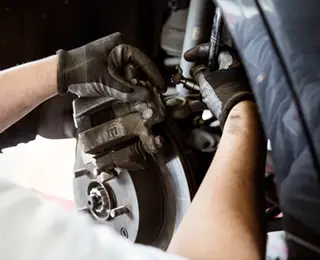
[57,32,165,102]
[184,43,254,128]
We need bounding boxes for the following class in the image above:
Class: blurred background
[0,136,75,205]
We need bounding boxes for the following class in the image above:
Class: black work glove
[57,32,165,102]
[184,43,254,128]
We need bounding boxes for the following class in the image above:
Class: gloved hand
[57,32,165,102]
[184,43,254,128]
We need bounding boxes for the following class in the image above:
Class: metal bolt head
[131,78,138,85]
[145,135,164,153]
[154,136,163,149]
[142,108,154,119]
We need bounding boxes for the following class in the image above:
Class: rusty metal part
[72,72,203,249]
[73,97,164,133]
[94,141,148,171]
[164,96,189,119]
[171,66,200,92]
[78,112,162,155]
[73,91,165,172]
[164,96,206,119]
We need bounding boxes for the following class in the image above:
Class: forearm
[0,55,58,133]
[169,101,266,260]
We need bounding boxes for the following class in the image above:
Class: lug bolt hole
[120,228,128,238]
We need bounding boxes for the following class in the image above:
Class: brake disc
[73,122,196,249]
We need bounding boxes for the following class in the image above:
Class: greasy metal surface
[78,112,161,154]
[73,94,165,172]
[164,96,190,119]
[164,96,205,119]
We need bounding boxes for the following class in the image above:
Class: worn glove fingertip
[184,43,210,62]
[183,48,195,62]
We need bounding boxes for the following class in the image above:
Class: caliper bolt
[142,108,154,120]
[110,206,129,218]
[147,135,164,153]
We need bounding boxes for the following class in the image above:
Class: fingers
[184,43,210,63]
[184,43,236,64]
[108,44,166,93]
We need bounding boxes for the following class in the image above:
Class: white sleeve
[0,178,187,260]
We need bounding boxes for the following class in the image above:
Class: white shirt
[0,178,187,260]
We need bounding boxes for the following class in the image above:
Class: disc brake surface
[72,96,196,249]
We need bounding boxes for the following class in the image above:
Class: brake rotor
[73,123,196,249]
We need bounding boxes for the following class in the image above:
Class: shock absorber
[178,0,214,95]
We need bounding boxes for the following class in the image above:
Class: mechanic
[0,32,266,260]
